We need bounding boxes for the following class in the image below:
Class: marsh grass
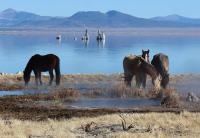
[0,83,24,91]
[82,86,146,98]
[49,88,80,100]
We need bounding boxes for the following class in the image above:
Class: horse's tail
[55,57,61,85]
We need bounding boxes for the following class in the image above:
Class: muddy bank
[0,91,199,121]
[0,94,182,121]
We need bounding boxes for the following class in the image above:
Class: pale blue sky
[0,0,199,18]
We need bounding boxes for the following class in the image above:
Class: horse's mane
[24,55,39,73]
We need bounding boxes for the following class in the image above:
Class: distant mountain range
[1,8,200,28]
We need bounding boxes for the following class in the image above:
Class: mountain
[1,9,200,28]
[0,8,53,27]
[151,14,200,25]
[66,10,193,27]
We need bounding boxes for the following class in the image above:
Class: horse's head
[161,73,169,88]
[23,70,30,86]
[142,49,150,63]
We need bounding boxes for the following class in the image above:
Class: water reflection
[97,39,105,47]
[82,39,89,47]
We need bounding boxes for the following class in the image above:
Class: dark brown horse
[151,53,169,89]
[123,55,161,90]
[23,54,61,86]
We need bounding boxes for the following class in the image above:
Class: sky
[0,0,200,18]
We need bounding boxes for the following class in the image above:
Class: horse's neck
[25,66,32,75]
[142,55,150,63]
[25,60,33,74]
[142,62,158,79]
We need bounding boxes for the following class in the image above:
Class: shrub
[160,89,180,108]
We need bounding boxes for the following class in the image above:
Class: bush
[160,89,180,108]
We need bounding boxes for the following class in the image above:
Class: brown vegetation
[82,84,146,98]
[161,89,180,108]
[0,83,24,91]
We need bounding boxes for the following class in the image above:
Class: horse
[151,53,169,89]
[23,54,61,86]
[135,49,150,88]
[123,55,161,90]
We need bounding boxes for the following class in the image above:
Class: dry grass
[0,83,24,91]
[82,84,147,98]
[0,112,200,138]
[49,88,80,100]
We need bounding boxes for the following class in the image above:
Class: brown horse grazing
[123,55,161,90]
[23,54,61,86]
[135,49,150,88]
[151,53,169,89]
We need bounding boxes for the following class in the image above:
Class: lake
[0,34,199,74]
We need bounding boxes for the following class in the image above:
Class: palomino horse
[151,53,169,89]
[123,55,160,90]
[23,54,61,86]
[135,49,150,88]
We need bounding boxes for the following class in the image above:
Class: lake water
[0,34,200,74]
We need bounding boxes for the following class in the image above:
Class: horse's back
[151,53,169,75]
[29,54,59,71]
[31,54,59,61]
[123,55,141,74]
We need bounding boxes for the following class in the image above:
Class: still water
[0,34,199,74]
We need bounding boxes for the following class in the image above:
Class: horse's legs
[135,74,142,88]
[33,70,39,86]
[124,73,133,87]
[39,72,42,85]
[49,70,54,85]
[142,74,147,88]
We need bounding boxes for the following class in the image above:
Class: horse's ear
[142,49,144,53]
[147,49,150,53]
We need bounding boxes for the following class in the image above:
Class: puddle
[65,98,161,109]
[0,90,25,96]
[0,90,48,96]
